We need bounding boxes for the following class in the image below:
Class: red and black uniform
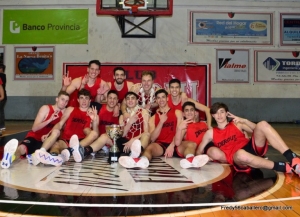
[167,95,182,111]
[212,122,249,164]
[98,105,119,135]
[185,122,208,146]
[61,107,92,142]
[21,105,63,155]
[110,82,128,103]
[68,77,102,107]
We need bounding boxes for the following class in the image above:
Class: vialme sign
[2,9,88,44]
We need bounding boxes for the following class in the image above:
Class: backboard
[96,0,173,16]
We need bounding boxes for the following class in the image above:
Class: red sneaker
[291,158,300,176]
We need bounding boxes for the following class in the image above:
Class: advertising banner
[254,50,300,83]
[2,9,88,44]
[216,49,249,83]
[280,13,300,46]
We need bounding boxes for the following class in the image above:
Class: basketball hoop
[122,0,147,13]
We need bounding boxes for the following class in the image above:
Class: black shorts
[20,137,43,156]
[116,137,129,154]
[157,142,184,158]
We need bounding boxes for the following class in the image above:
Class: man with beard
[108,67,134,103]
[62,60,109,111]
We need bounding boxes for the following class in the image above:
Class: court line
[0,196,300,207]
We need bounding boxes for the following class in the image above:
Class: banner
[63,63,211,119]
[2,9,88,44]
[15,46,54,80]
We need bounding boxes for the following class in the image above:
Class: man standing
[196,102,300,176]
[108,67,134,103]
[119,89,208,169]
[34,89,99,166]
[62,60,109,110]
[80,91,150,160]
[168,79,212,128]
[0,64,7,131]
[1,91,70,169]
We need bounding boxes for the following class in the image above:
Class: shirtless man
[168,78,212,128]
[34,89,99,166]
[119,89,208,169]
[108,67,134,103]
[121,71,159,117]
[1,91,70,169]
[62,60,109,110]
[196,102,300,176]
[80,91,150,160]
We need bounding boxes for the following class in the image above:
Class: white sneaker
[69,134,84,163]
[180,155,209,169]
[130,139,141,158]
[119,156,149,169]
[27,153,40,166]
[35,149,63,166]
[61,149,70,162]
[1,139,18,169]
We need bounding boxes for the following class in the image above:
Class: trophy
[106,124,123,163]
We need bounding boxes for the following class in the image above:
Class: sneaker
[69,134,84,163]
[0,127,6,131]
[35,149,63,166]
[61,149,70,162]
[130,139,141,158]
[285,163,293,174]
[27,153,40,166]
[1,139,18,169]
[291,157,300,176]
[119,156,149,169]
[180,155,209,169]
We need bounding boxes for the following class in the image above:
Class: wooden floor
[0,121,300,217]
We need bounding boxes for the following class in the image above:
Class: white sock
[186,154,194,159]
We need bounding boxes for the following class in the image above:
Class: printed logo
[263,57,280,71]
[10,21,20,33]
[219,58,246,69]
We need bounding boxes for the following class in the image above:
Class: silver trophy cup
[106,124,123,163]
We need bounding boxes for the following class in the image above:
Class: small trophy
[106,125,123,163]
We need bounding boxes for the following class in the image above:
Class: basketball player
[121,71,159,117]
[62,60,109,110]
[1,91,70,169]
[174,101,210,168]
[34,89,99,166]
[196,102,300,176]
[79,91,150,160]
[119,89,208,169]
[108,67,134,103]
[168,78,212,128]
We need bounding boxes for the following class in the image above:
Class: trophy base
[108,152,120,164]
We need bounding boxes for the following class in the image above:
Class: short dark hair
[169,78,181,88]
[107,89,119,98]
[210,102,228,115]
[113,67,125,75]
[89,60,101,68]
[125,91,139,99]
[155,89,168,98]
[0,64,6,72]
[141,71,154,80]
[78,89,91,99]
[57,90,69,98]
[182,101,196,111]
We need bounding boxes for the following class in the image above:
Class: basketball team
[1,60,299,177]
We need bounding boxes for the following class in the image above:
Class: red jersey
[98,105,119,135]
[61,107,92,140]
[110,82,128,103]
[167,95,182,111]
[26,105,63,141]
[154,109,177,144]
[213,122,249,164]
[124,108,145,139]
[0,78,2,84]
[68,77,102,107]
[186,122,208,145]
